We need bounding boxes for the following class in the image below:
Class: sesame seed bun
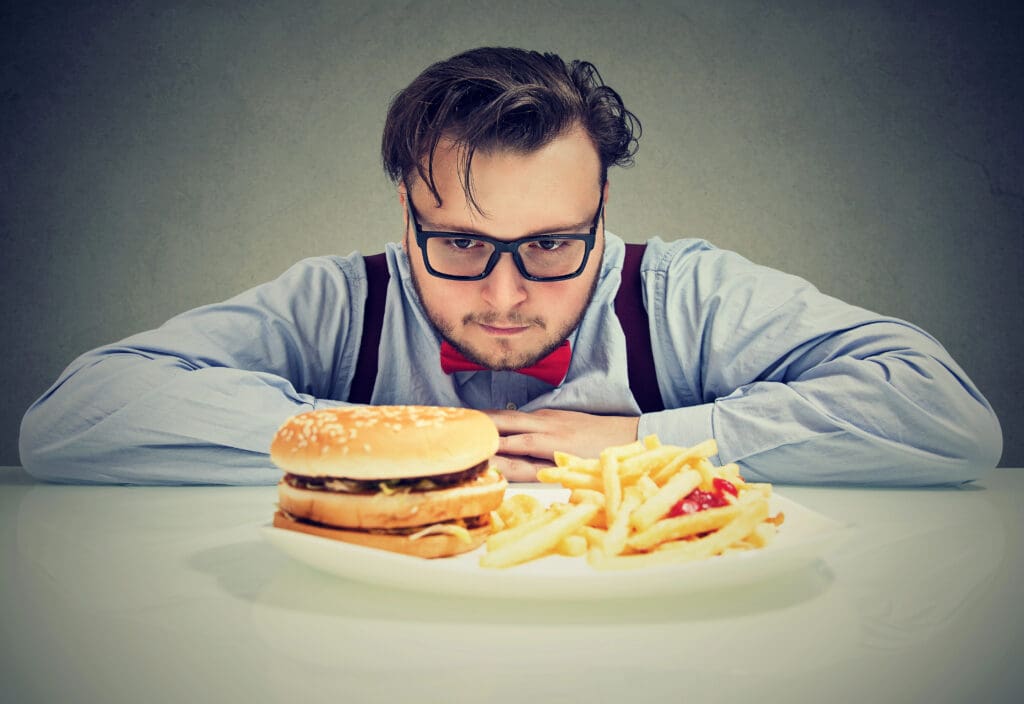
[268,405,506,558]
[269,405,499,480]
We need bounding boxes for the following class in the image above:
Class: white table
[2,466,1021,704]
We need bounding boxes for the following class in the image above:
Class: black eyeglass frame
[405,190,604,282]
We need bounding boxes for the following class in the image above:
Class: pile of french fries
[479,436,783,570]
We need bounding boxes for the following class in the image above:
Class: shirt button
[505,402,517,411]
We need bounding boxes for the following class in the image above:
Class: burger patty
[285,460,489,494]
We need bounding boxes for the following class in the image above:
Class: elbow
[887,357,1004,482]
[919,404,1003,484]
[19,403,64,482]
[952,407,1003,476]
[19,401,101,484]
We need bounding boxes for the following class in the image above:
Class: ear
[599,179,611,235]
[398,183,409,213]
[398,184,410,253]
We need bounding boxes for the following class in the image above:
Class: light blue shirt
[19,233,1002,485]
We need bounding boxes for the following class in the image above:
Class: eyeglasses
[405,192,603,282]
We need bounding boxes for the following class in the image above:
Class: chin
[462,336,551,370]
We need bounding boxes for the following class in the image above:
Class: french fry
[693,458,717,491]
[627,498,752,552]
[586,508,608,530]
[654,498,770,560]
[647,439,719,484]
[590,498,769,570]
[568,488,606,506]
[600,449,622,526]
[562,490,607,527]
[496,493,542,528]
[635,474,660,500]
[556,534,588,557]
[506,493,541,513]
[721,543,754,555]
[719,462,745,486]
[486,507,559,552]
[482,434,781,571]
[603,489,642,557]
[740,521,777,549]
[629,469,702,532]
[685,438,718,459]
[480,503,599,568]
[553,451,599,473]
[603,439,648,462]
[647,451,691,486]
[490,510,506,532]
[619,445,688,479]
[744,482,774,499]
[536,466,603,491]
[578,525,607,551]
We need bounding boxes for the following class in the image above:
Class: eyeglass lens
[424,237,587,278]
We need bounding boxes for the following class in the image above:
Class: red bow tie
[440,340,571,386]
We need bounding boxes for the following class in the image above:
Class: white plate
[261,487,848,600]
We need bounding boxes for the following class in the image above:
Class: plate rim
[260,491,850,600]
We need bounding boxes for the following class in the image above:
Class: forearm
[642,347,1002,486]
[19,255,366,484]
[19,352,346,485]
[646,242,1002,485]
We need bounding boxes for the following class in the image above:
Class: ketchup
[667,477,738,517]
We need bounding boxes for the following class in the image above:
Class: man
[19,47,1001,485]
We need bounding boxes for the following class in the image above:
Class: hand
[482,408,640,482]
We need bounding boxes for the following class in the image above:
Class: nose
[479,252,528,310]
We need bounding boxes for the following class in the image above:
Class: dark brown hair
[381,47,641,209]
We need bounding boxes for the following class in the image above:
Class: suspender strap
[349,245,664,412]
[348,252,389,404]
[616,243,665,413]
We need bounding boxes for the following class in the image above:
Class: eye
[533,238,564,251]
[447,238,478,250]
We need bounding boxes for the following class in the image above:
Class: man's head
[382,47,640,209]
[380,48,641,371]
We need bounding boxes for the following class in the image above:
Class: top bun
[270,405,499,480]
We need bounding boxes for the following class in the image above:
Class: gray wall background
[2,1,1021,467]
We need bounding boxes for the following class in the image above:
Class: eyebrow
[411,200,598,237]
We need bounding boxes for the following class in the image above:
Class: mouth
[478,324,531,337]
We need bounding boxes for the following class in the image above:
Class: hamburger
[270,405,507,558]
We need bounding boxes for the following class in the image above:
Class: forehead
[409,128,603,232]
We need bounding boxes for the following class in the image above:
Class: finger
[481,409,544,434]
[498,432,556,461]
[492,454,552,483]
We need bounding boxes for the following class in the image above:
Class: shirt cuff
[637,403,719,461]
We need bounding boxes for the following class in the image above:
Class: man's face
[402,127,606,371]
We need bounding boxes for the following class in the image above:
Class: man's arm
[19,257,363,484]
[642,242,1002,485]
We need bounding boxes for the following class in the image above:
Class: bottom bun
[272,510,489,559]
